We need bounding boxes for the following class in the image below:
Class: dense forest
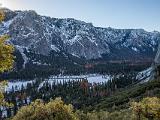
[2,75,160,119]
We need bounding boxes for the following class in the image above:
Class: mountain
[0,8,160,75]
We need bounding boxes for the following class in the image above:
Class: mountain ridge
[0,8,160,71]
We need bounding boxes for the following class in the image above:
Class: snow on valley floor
[48,74,112,83]
[5,80,34,92]
[38,74,112,89]
[6,74,113,92]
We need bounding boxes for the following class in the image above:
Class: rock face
[149,44,160,80]
[154,44,160,65]
[0,8,160,68]
[137,42,160,81]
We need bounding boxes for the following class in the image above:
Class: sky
[0,0,160,32]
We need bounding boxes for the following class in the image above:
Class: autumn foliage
[0,9,14,106]
[132,97,160,120]
[12,98,79,120]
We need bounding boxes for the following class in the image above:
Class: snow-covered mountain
[0,8,160,69]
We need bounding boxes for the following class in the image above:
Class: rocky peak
[0,8,160,68]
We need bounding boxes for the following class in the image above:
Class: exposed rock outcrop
[0,8,160,68]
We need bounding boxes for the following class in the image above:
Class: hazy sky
[1,0,160,32]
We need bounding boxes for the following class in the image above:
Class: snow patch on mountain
[51,45,60,52]
[0,9,160,64]
[136,67,152,82]
[15,45,28,68]
[132,47,138,52]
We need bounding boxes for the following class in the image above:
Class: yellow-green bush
[12,98,79,120]
[0,8,14,107]
[132,97,160,120]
